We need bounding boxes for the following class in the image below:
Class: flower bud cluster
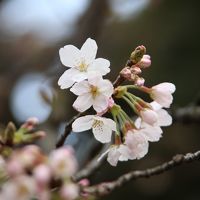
[0,145,79,200]
[58,38,176,166]
[0,118,45,157]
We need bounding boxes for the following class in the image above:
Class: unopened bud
[135,77,145,86]
[4,122,16,146]
[120,67,132,80]
[22,131,46,143]
[136,54,151,68]
[130,45,146,64]
[21,117,39,131]
[131,67,142,75]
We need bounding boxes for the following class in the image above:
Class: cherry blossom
[70,74,113,113]
[135,101,172,142]
[150,82,176,108]
[72,115,116,143]
[140,108,158,126]
[125,130,149,159]
[58,38,110,89]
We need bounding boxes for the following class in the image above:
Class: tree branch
[55,112,83,148]
[73,144,109,182]
[83,150,200,196]
[172,105,200,123]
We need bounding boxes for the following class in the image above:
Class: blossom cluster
[58,38,176,166]
[0,145,79,200]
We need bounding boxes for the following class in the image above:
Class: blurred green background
[0,0,200,199]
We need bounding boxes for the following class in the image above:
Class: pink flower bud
[21,117,39,131]
[60,183,79,200]
[131,66,142,74]
[136,54,151,68]
[135,77,145,86]
[49,147,78,179]
[151,82,176,108]
[78,179,90,187]
[7,160,24,177]
[33,164,51,186]
[120,67,132,80]
[140,109,158,125]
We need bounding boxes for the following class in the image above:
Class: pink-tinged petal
[73,94,93,112]
[93,95,109,113]
[153,92,173,108]
[88,58,110,76]
[80,38,97,64]
[107,147,121,166]
[157,109,172,126]
[72,115,94,132]
[140,109,158,125]
[142,125,163,142]
[118,145,134,161]
[92,123,112,143]
[125,131,149,159]
[150,101,162,111]
[70,81,90,95]
[152,82,176,94]
[98,79,114,97]
[58,69,76,89]
[59,45,80,67]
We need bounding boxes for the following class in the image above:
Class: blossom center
[92,120,104,130]
[90,85,99,98]
[78,60,88,72]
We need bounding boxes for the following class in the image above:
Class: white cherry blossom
[150,82,176,108]
[72,115,116,143]
[58,38,110,89]
[70,74,113,113]
[135,101,172,142]
[140,108,158,126]
[98,144,133,166]
[125,130,149,159]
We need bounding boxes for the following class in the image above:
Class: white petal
[125,131,149,159]
[142,125,163,142]
[140,109,158,125]
[154,93,173,108]
[98,79,114,97]
[72,115,93,132]
[118,145,134,161]
[92,123,112,143]
[80,38,97,64]
[72,72,88,82]
[102,118,117,131]
[157,109,172,126]
[93,94,109,113]
[150,101,162,111]
[58,69,76,89]
[135,117,142,129]
[70,81,90,95]
[88,58,110,76]
[59,45,80,67]
[87,73,102,86]
[107,147,121,166]
[73,94,93,112]
[153,82,176,94]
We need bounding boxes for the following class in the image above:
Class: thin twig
[56,112,83,148]
[83,150,200,196]
[73,144,109,182]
